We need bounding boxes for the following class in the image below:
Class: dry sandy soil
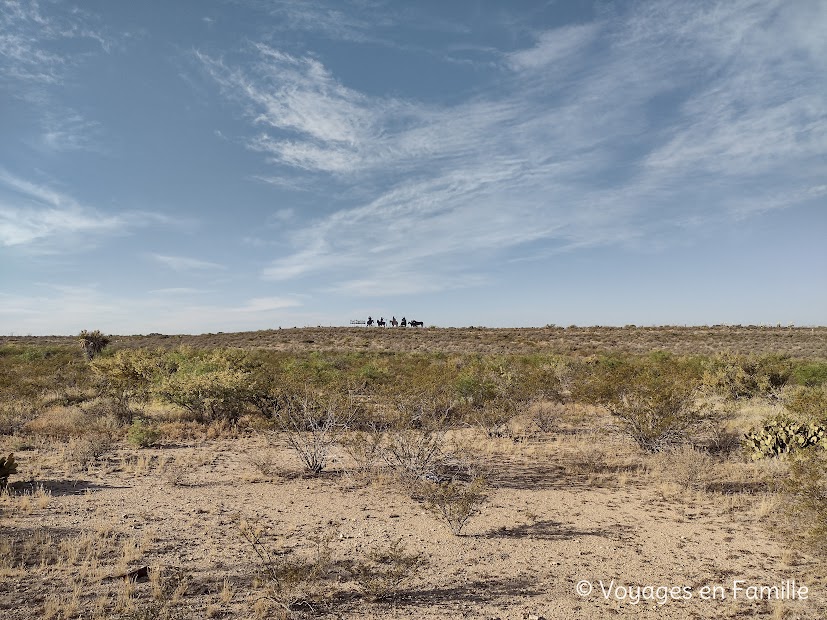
[2,413,824,619]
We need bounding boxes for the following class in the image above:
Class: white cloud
[150,254,226,272]
[0,169,120,246]
[148,287,206,295]
[506,23,599,71]
[234,296,302,312]
[0,0,108,85]
[0,169,176,249]
[39,110,103,152]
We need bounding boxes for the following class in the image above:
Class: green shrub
[702,353,793,400]
[790,361,827,388]
[153,349,255,422]
[574,354,704,452]
[783,385,827,423]
[785,448,827,555]
[92,349,172,424]
[127,419,160,448]
[743,416,826,460]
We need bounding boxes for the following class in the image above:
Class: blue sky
[1,0,825,335]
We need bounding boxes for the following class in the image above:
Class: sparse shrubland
[2,329,827,618]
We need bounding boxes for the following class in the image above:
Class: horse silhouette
[409,319,424,327]
[391,317,398,327]
[401,317,407,327]
[377,317,386,327]
[366,316,374,327]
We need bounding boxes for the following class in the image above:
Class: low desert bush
[240,520,336,612]
[790,361,827,388]
[782,385,827,423]
[154,349,256,423]
[24,407,97,438]
[65,435,113,470]
[574,354,705,452]
[375,389,453,485]
[455,357,562,436]
[0,399,38,435]
[127,419,160,448]
[531,401,566,433]
[422,477,488,536]
[91,349,170,424]
[271,390,351,475]
[354,538,424,601]
[702,353,793,401]
[785,448,827,555]
[341,428,383,479]
[380,426,446,486]
[652,445,713,492]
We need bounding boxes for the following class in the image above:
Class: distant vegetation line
[2,325,826,358]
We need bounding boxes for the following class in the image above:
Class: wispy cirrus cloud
[0,0,108,86]
[1,1,111,158]
[0,169,173,249]
[38,110,103,152]
[202,0,826,295]
[150,254,226,273]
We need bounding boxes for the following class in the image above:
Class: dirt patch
[2,426,824,619]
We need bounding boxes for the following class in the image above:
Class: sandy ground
[2,424,824,620]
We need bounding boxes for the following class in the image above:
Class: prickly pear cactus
[0,453,17,490]
[743,417,826,460]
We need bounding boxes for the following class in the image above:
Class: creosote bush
[785,448,827,555]
[652,445,713,492]
[153,349,255,423]
[240,519,425,610]
[354,538,424,601]
[422,477,488,536]
[91,349,170,424]
[702,353,793,400]
[574,354,705,453]
[380,423,447,487]
[783,385,827,423]
[239,520,337,612]
[127,419,160,448]
[272,390,351,475]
